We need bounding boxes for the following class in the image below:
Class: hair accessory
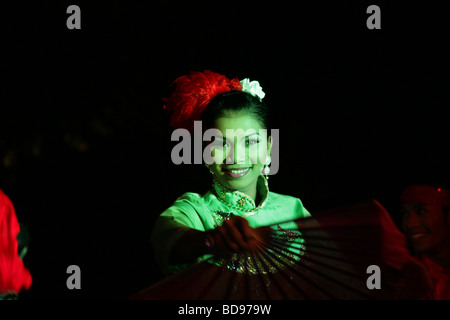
[163,70,242,130]
[240,78,265,100]
[163,70,267,131]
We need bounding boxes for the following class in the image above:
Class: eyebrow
[245,133,260,137]
[215,133,261,140]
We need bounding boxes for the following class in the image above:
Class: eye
[211,137,229,149]
[418,208,428,215]
[245,137,260,146]
[400,209,411,219]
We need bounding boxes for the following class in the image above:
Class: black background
[1,1,449,299]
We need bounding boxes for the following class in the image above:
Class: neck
[211,175,269,213]
[238,181,258,203]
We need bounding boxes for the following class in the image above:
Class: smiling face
[205,113,272,197]
[401,202,450,254]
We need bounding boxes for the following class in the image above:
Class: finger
[231,216,263,251]
[215,225,240,255]
[247,226,272,253]
[234,217,257,242]
[212,233,234,258]
[253,226,272,244]
[223,217,249,251]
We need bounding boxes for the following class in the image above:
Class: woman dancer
[151,70,310,275]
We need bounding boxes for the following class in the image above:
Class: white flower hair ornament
[240,78,265,101]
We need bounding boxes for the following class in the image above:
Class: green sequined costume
[151,175,310,275]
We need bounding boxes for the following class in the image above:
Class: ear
[267,135,273,157]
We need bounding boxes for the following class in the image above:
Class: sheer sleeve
[151,193,209,275]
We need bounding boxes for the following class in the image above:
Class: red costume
[0,189,32,295]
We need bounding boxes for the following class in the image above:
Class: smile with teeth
[409,232,428,240]
[223,167,251,178]
[229,168,249,174]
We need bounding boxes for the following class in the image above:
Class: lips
[407,231,428,241]
[222,167,251,178]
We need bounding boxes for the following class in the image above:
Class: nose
[226,143,246,164]
[403,211,421,230]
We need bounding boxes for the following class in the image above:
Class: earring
[263,156,271,180]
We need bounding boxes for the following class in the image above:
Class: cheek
[210,163,222,175]
[401,218,408,231]
[429,216,448,236]
[250,146,268,165]
[429,225,448,245]
[210,147,229,164]
[257,141,269,158]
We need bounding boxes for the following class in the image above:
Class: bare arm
[169,216,269,265]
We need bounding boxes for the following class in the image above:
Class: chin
[226,176,257,191]
[412,243,433,254]
[226,181,249,191]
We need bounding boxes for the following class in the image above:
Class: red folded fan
[132,200,432,300]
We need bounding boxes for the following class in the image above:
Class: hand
[206,216,271,258]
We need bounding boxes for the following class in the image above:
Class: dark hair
[201,91,271,131]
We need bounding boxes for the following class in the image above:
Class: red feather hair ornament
[163,70,242,131]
